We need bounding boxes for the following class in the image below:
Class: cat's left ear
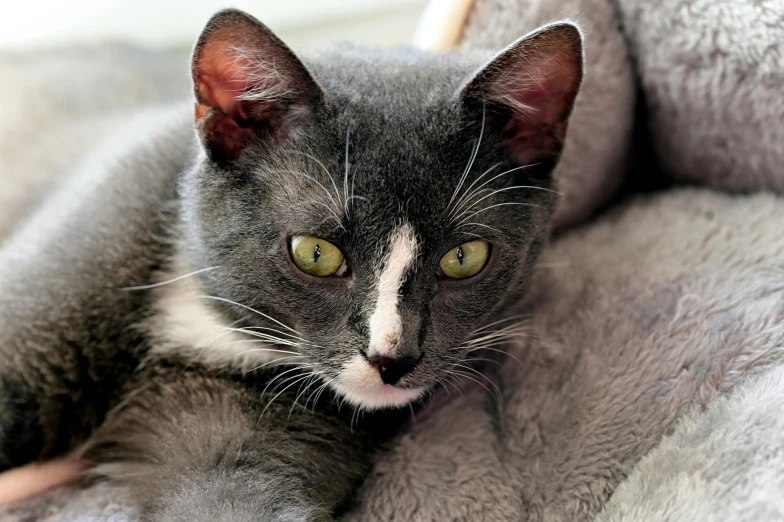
[458,23,584,165]
[192,9,325,163]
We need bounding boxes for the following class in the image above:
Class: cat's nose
[363,352,420,385]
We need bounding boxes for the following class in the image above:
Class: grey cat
[0,8,583,521]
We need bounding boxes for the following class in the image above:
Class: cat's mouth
[332,355,426,409]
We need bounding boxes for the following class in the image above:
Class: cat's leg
[0,324,143,469]
[81,362,406,522]
[0,244,151,469]
[0,109,193,469]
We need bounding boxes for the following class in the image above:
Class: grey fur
[0,8,583,521]
[4,0,784,520]
[5,189,784,522]
[343,188,784,521]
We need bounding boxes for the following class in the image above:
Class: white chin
[332,381,426,410]
[333,354,426,409]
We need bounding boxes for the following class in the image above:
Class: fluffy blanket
[3,0,784,520]
[5,189,784,522]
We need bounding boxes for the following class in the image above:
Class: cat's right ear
[191,9,325,163]
[458,23,584,166]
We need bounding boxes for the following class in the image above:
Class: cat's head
[181,9,583,409]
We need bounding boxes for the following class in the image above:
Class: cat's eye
[290,236,348,277]
[438,240,490,279]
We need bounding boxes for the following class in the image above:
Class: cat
[0,8,583,521]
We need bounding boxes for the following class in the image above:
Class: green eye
[438,240,490,279]
[290,236,347,277]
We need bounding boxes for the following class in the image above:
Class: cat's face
[181,9,583,409]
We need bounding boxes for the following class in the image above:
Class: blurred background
[0,0,434,241]
[0,0,429,50]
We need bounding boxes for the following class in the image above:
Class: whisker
[225,327,312,347]
[249,355,307,373]
[258,366,312,407]
[470,315,531,335]
[350,404,361,434]
[464,346,526,368]
[261,372,318,420]
[120,266,219,291]
[449,363,502,396]
[452,184,561,225]
[289,373,321,419]
[278,170,341,214]
[455,222,503,235]
[463,357,502,366]
[231,325,310,343]
[258,366,309,399]
[448,370,500,402]
[224,338,300,348]
[465,332,531,346]
[448,163,544,221]
[307,379,333,412]
[443,370,500,407]
[467,323,530,341]
[266,372,307,395]
[456,202,542,226]
[465,338,533,351]
[449,162,502,215]
[285,150,343,212]
[439,376,467,403]
[461,232,489,240]
[344,126,351,217]
[432,378,452,401]
[447,100,486,211]
[234,347,302,357]
[198,295,301,335]
[301,200,346,231]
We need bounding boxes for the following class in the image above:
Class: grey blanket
[5,189,784,522]
[3,0,784,519]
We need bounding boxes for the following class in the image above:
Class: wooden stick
[412,0,477,52]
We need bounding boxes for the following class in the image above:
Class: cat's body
[0,103,404,520]
[0,10,583,520]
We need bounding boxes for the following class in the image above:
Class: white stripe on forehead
[367,224,418,357]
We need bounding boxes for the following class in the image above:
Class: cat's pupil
[457,246,464,265]
[314,245,321,263]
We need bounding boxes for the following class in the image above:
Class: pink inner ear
[492,53,580,124]
[486,50,581,164]
[191,11,322,161]
[195,41,256,120]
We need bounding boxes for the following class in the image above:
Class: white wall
[0,0,428,50]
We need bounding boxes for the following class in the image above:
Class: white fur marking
[367,224,418,357]
[144,254,289,371]
[334,355,425,410]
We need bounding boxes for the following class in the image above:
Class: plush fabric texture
[4,0,784,520]
[615,0,784,192]
[596,364,784,522]
[458,0,637,229]
[0,45,188,244]
[1,483,138,522]
[3,189,784,521]
[345,189,784,521]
